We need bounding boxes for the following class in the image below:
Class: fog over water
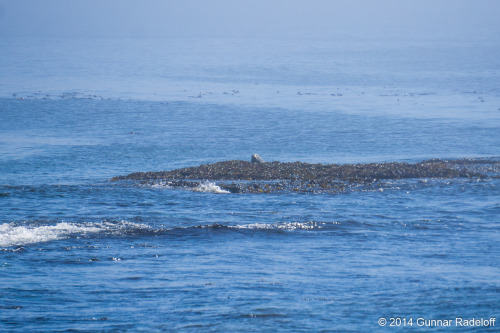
[0,0,499,39]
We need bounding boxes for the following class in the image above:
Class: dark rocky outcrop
[111,158,498,194]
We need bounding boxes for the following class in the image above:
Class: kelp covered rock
[111,158,498,194]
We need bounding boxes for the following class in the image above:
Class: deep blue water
[1,36,499,332]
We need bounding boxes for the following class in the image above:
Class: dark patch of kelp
[111,158,498,193]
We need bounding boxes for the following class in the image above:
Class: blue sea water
[0,35,499,332]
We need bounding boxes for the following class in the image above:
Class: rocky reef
[111,157,499,194]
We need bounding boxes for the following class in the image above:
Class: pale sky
[0,0,499,39]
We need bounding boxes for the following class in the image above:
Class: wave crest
[193,181,230,194]
[0,220,348,248]
[198,221,339,231]
[0,220,150,248]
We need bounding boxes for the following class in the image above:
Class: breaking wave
[0,220,372,248]
[193,181,230,194]
[0,220,150,248]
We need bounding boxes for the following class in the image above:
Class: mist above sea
[1,33,499,119]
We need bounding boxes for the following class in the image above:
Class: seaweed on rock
[111,158,498,194]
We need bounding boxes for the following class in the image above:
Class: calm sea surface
[0,35,499,332]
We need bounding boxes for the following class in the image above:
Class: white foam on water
[0,220,149,248]
[150,181,172,189]
[193,181,230,194]
[232,221,333,231]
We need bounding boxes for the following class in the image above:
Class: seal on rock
[251,154,265,164]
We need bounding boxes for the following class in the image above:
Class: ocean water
[0,35,499,332]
